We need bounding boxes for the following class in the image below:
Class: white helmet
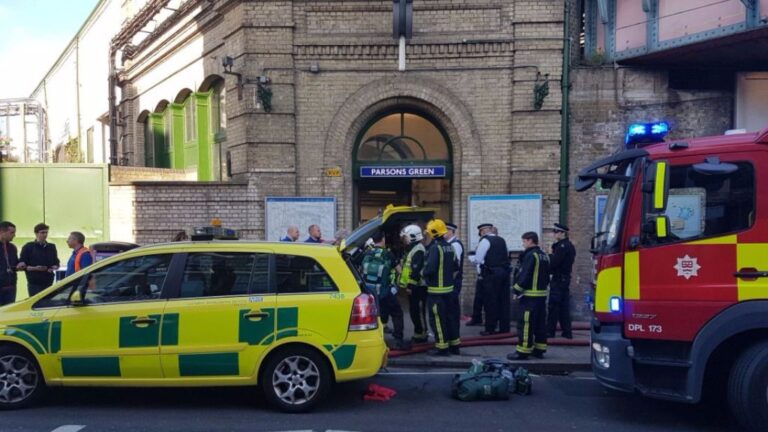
[400,224,424,243]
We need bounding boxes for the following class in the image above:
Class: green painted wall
[0,164,109,300]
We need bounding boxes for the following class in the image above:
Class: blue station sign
[360,165,446,178]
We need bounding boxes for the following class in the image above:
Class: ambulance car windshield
[595,163,634,252]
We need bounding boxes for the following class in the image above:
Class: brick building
[110,0,569,313]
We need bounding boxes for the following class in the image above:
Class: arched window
[356,112,450,162]
[138,111,153,167]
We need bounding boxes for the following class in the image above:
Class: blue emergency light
[625,121,670,147]
[609,296,622,313]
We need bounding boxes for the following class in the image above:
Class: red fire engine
[577,122,768,432]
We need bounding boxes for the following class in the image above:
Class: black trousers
[483,267,511,333]
[428,293,459,350]
[471,278,484,323]
[27,283,51,297]
[448,277,462,346]
[547,276,573,337]
[517,296,548,355]
[0,285,16,306]
[379,295,404,340]
[409,285,428,340]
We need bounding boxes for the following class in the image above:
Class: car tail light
[349,293,379,331]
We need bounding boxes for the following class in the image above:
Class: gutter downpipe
[108,49,118,165]
[559,1,572,225]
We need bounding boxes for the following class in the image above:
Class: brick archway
[322,75,484,231]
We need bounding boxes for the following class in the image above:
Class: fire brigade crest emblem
[674,254,701,280]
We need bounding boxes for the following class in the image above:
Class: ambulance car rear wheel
[0,346,45,410]
[727,340,768,432]
[262,346,331,413]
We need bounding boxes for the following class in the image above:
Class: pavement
[383,314,592,374]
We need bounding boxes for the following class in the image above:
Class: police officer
[548,223,576,339]
[472,223,511,335]
[509,231,550,360]
[445,222,464,350]
[399,224,428,344]
[424,219,459,356]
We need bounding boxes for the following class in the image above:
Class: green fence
[0,163,109,300]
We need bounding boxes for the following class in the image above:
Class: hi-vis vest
[74,247,91,272]
[399,243,426,288]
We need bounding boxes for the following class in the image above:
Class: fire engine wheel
[261,346,331,413]
[0,346,45,410]
[727,340,768,432]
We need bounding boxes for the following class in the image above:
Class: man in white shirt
[469,223,510,335]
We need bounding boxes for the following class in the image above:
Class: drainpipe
[559,2,572,225]
[108,49,118,165]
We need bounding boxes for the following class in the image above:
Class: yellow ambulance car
[0,206,433,412]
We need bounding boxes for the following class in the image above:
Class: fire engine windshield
[595,162,634,252]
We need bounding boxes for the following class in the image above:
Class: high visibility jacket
[399,243,426,288]
[423,238,456,294]
[513,246,550,297]
[75,247,91,272]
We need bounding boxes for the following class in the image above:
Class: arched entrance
[353,110,453,224]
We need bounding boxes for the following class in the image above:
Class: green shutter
[196,92,212,181]
[170,103,185,169]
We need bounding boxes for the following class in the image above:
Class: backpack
[451,359,532,401]
[361,248,391,297]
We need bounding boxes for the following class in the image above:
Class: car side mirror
[644,160,670,212]
[70,290,85,306]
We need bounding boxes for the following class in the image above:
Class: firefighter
[361,229,408,350]
[471,223,511,335]
[509,231,550,360]
[399,224,429,344]
[547,223,576,339]
[445,222,464,346]
[423,219,459,356]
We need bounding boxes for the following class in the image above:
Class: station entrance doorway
[353,110,452,225]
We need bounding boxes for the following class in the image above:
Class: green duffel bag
[451,371,512,401]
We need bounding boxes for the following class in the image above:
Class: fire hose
[388,322,591,358]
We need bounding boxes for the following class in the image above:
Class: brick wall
[116,0,567,315]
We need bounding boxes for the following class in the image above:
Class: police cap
[553,223,570,233]
[446,222,458,231]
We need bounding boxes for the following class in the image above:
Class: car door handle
[734,268,768,281]
[244,311,270,321]
[130,317,157,327]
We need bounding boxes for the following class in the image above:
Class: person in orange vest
[65,231,93,276]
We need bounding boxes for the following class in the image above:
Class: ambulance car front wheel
[0,346,45,410]
[728,340,768,432]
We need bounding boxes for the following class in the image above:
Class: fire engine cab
[577,122,768,432]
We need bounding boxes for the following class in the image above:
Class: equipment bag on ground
[451,359,532,401]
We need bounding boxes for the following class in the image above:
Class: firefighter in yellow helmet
[423,219,460,356]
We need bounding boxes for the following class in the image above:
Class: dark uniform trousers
[380,295,405,340]
[409,285,428,340]
[517,296,548,355]
[471,278,484,323]
[483,267,511,333]
[428,293,460,350]
[547,275,573,338]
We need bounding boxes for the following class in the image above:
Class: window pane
[180,252,267,298]
[185,98,197,142]
[85,254,172,303]
[357,112,448,161]
[275,255,337,293]
[647,162,755,243]
[34,277,83,309]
